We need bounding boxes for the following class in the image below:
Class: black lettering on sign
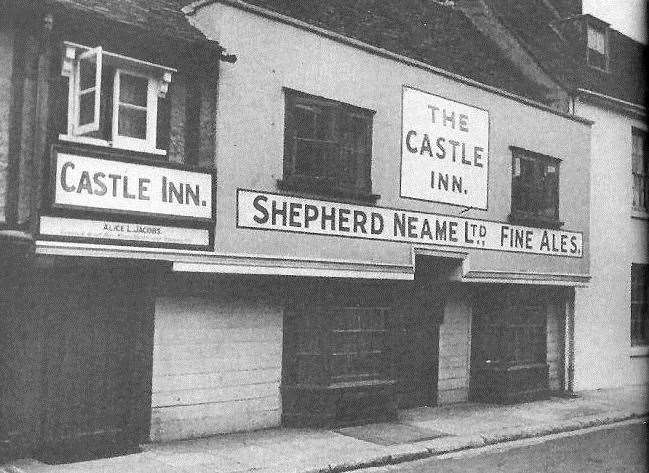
[370,212,384,235]
[252,194,269,224]
[393,212,406,237]
[60,161,75,192]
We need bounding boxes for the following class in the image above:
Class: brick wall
[150,292,283,441]
[437,291,472,404]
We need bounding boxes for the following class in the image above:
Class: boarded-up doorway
[38,262,155,462]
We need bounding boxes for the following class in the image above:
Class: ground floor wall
[574,275,649,390]
[150,284,283,442]
[437,284,566,406]
[2,257,572,456]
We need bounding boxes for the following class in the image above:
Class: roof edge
[183,0,593,125]
[576,88,646,119]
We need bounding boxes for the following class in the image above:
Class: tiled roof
[194,0,548,101]
[484,0,646,107]
[579,30,646,106]
[45,0,207,43]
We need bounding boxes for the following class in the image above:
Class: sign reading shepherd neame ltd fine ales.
[401,86,489,210]
[237,190,583,258]
[52,152,213,219]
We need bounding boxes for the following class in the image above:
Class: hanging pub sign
[40,147,215,249]
[401,86,489,210]
[237,190,583,258]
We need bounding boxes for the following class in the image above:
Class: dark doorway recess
[470,285,550,403]
[37,261,155,463]
[393,303,441,409]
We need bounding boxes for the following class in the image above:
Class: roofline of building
[3,0,226,56]
[576,88,646,119]
[183,0,593,126]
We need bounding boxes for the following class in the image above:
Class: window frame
[60,42,175,156]
[509,146,562,228]
[586,21,609,72]
[73,46,103,136]
[111,68,160,152]
[631,264,649,347]
[632,127,648,213]
[281,88,378,202]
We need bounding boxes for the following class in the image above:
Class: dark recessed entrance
[37,262,155,463]
[393,302,440,409]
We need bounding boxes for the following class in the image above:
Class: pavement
[2,385,648,473]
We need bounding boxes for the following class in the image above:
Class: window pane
[587,26,606,53]
[119,74,148,107]
[295,140,332,177]
[118,106,147,139]
[511,150,559,221]
[79,59,97,91]
[79,92,96,126]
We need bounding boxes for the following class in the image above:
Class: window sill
[631,210,649,220]
[508,212,564,229]
[277,177,380,205]
[59,134,167,156]
[630,345,649,358]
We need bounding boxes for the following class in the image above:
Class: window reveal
[510,147,561,227]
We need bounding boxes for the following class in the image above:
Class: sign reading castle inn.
[39,147,215,249]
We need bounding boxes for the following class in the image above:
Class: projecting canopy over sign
[401,86,489,209]
[52,151,214,220]
[237,190,583,258]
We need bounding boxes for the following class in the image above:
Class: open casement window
[510,147,561,228]
[61,42,174,156]
[74,47,102,135]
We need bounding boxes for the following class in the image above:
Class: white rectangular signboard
[401,86,489,209]
[237,190,583,258]
[52,151,213,220]
[40,216,209,246]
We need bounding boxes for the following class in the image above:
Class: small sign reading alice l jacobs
[237,190,583,258]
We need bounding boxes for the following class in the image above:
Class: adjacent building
[0,0,227,460]
[455,0,647,390]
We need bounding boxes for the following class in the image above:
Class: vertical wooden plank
[29,12,53,234]
[128,264,157,444]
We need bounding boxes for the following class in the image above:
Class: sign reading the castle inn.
[40,148,214,249]
[401,86,489,210]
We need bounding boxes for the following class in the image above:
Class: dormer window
[586,23,608,70]
[60,42,175,156]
